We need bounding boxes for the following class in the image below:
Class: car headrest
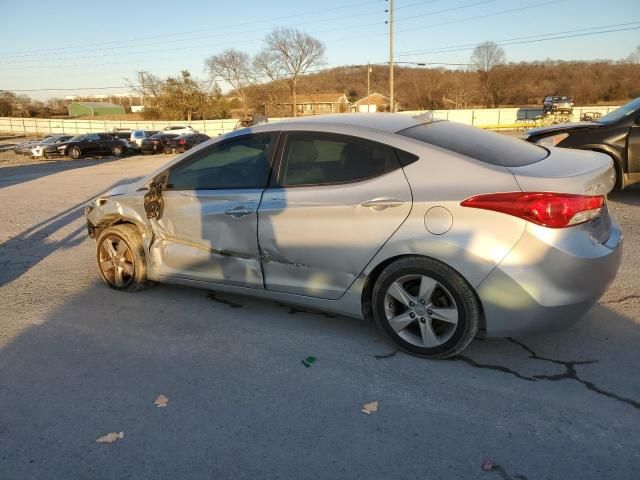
[288,139,319,164]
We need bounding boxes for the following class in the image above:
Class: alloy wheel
[383,274,459,348]
[98,235,135,288]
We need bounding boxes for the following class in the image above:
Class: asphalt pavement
[0,152,638,480]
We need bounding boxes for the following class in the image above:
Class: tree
[205,49,253,118]
[256,28,325,116]
[627,45,640,64]
[126,71,163,109]
[0,91,16,116]
[470,41,506,107]
[159,70,205,121]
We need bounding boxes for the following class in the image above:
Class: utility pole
[367,64,372,112]
[388,0,394,112]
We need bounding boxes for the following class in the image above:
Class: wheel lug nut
[409,302,415,307]
[420,317,426,324]
[427,309,433,315]
[409,312,416,319]
[420,299,426,305]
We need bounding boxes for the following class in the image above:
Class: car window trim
[164,132,279,192]
[271,130,403,189]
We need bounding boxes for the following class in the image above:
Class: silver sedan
[85,114,622,358]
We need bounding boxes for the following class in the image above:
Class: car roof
[262,113,427,134]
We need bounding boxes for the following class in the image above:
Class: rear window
[398,121,548,167]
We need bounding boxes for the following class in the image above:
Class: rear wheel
[96,224,151,292]
[69,146,81,159]
[372,257,480,359]
[112,145,123,156]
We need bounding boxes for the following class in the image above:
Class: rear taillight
[179,139,186,145]
[461,192,604,228]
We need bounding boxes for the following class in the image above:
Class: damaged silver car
[85,114,622,358]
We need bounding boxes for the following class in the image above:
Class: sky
[0,0,639,100]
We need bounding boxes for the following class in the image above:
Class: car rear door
[148,132,278,288]
[258,131,412,299]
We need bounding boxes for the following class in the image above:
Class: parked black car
[526,97,640,189]
[110,130,132,140]
[55,133,127,159]
[166,133,210,153]
[140,133,178,154]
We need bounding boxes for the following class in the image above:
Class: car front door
[82,133,100,154]
[258,131,413,299]
[148,133,277,288]
[628,116,640,176]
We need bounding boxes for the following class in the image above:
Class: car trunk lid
[507,147,615,196]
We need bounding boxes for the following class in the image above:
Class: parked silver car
[85,114,622,358]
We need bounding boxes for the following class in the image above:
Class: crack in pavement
[600,294,640,305]
[207,292,243,308]
[507,338,640,410]
[453,355,536,382]
[371,340,638,411]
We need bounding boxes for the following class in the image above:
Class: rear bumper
[477,219,623,337]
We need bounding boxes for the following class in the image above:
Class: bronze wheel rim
[98,235,134,287]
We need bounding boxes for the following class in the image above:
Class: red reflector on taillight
[461,192,604,228]
[179,139,186,144]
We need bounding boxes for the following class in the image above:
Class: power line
[404,25,640,56]
[0,0,382,59]
[399,21,640,56]
[395,0,568,35]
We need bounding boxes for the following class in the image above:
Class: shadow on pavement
[0,177,141,286]
[0,156,125,189]
[0,279,638,479]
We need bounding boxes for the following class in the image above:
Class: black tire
[112,145,123,157]
[42,150,48,160]
[371,256,480,359]
[96,224,152,292]
[69,146,81,159]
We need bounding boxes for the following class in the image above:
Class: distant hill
[247,61,640,113]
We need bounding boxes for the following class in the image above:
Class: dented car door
[258,132,412,299]
[147,133,277,288]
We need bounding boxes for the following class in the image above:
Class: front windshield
[69,135,86,142]
[598,98,640,125]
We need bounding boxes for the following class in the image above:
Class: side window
[280,133,400,186]
[86,133,100,141]
[167,133,276,190]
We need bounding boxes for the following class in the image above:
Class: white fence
[400,105,619,127]
[0,118,242,137]
[0,105,620,136]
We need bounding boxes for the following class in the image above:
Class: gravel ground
[0,149,638,480]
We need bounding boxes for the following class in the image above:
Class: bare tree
[470,41,506,107]
[627,45,640,64]
[256,28,325,117]
[205,49,253,117]
[126,71,163,108]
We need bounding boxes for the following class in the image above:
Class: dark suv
[55,133,127,159]
[543,96,574,115]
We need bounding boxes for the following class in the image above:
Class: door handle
[224,205,253,219]
[360,198,405,210]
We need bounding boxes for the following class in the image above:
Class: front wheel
[96,224,151,292]
[111,145,123,156]
[372,257,480,359]
[69,146,81,159]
